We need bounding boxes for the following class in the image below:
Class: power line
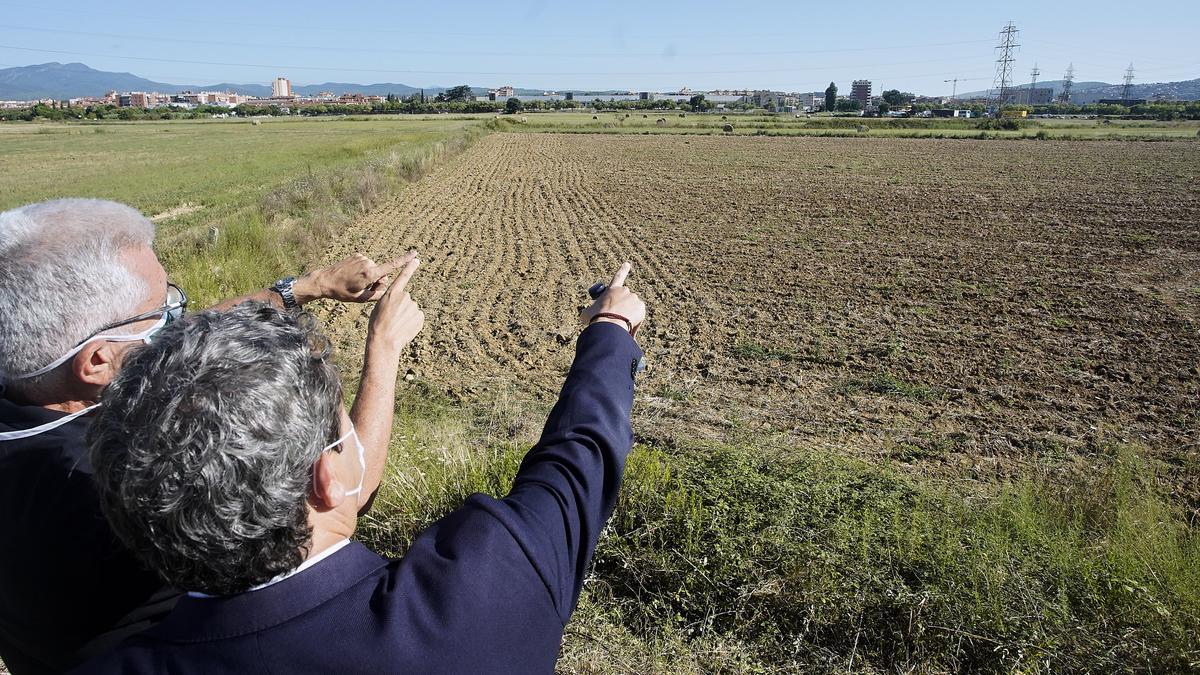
[0,3,994,46]
[1121,63,1135,102]
[0,43,998,78]
[1059,63,1074,103]
[991,22,1019,114]
[0,24,996,59]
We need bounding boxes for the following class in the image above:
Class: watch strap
[272,276,298,309]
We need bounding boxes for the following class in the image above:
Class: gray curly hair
[88,302,343,596]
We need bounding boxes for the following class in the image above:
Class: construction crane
[943,77,989,100]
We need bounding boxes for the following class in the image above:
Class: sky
[0,0,1197,95]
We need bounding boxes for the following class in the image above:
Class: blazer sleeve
[470,321,642,623]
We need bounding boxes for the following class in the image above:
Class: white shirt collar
[186,538,352,599]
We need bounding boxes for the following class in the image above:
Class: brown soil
[321,133,1200,493]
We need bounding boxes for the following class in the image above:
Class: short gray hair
[0,198,155,395]
[88,303,343,596]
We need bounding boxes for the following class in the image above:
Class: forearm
[204,273,322,311]
[496,322,642,618]
[349,338,402,512]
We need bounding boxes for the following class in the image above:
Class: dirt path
[320,133,1200,486]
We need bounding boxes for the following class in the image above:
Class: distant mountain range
[957,78,1200,103]
[6,62,1196,103]
[0,62,621,101]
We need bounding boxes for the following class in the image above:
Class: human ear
[309,453,347,511]
[73,341,120,388]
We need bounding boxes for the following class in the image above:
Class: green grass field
[0,115,479,226]
[0,116,485,305]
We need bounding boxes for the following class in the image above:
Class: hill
[0,62,598,102]
[0,62,441,100]
[958,77,1200,102]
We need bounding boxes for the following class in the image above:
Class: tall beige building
[272,77,293,98]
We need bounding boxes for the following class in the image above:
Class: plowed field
[323,133,1200,486]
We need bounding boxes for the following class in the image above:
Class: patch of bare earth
[320,133,1200,495]
[149,202,202,222]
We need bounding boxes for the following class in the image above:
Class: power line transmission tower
[1028,63,1040,105]
[991,22,1019,115]
[1059,63,1075,103]
[944,78,958,99]
[1121,63,1135,103]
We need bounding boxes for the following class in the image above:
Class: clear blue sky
[0,0,1196,94]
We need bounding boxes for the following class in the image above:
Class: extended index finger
[610,261,632,288]
[386,257,420,294]
[372,250,417,281]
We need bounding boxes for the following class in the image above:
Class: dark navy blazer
[0,401,178,674]
[78,321,643,674]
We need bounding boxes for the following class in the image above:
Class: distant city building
[119,92,169,108]
[795,92,824,110]
[171,91,247,107]
[564,92,574,101]
[851,80,872,107]
[747,90,798,111]
[486,85,514,101]
[1010,87,1054,105]
[638,91,655,101]
[744,90,801,109]
[272,77,293,98]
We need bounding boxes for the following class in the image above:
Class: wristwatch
[271,276,298,309]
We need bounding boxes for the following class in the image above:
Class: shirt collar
[186,539,353,599]
[147,541,388,642]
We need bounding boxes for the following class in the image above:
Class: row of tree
[5,88,1197,123]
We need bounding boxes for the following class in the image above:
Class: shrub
[580,443,1200,672]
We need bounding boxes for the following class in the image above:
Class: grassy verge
[359,392,1200,673]
[161,123,487,305]
[0,116,488,306]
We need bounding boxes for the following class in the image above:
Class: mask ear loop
[6,313,169,382]
[344,428,366,497]
[312,426,357,494]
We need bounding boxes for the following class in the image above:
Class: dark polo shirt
[0,400,179,674]
[78,322,643,673]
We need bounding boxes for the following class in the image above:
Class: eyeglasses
[77,282,188,346]
[6,282,191,383]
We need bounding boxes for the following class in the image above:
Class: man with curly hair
[80,259,646,673]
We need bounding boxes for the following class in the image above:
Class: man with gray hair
[0,198,416,673]
[80,261,645,672]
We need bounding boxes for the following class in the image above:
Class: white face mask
[5,313,169,383]
[4,282,186,385]
[321,424,366,497]
[0,315,171,443]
